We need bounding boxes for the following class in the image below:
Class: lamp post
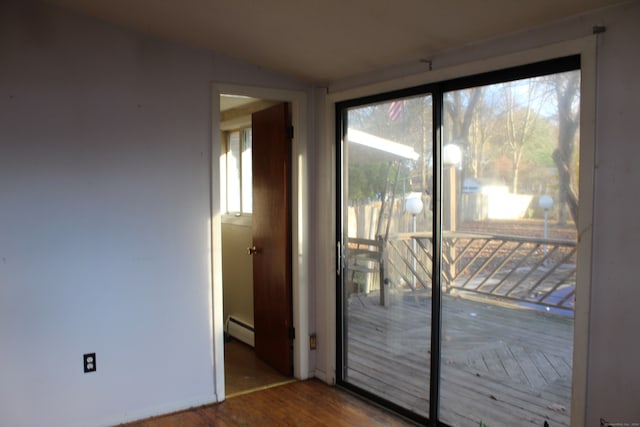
[442,144,462,231]
[405,195,424,288]
[442,144,462,288]
[539,195,553,257]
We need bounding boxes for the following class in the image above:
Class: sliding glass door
[439,70,580,426]
[337,58,580,426]
[338,94,433,419]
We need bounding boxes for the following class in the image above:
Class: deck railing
[379,232,576,313]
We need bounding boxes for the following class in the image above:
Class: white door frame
[210,83,309,400]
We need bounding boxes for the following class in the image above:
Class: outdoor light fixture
[405,195,424,216]
[539,195,553,211]
[443,144,462,166]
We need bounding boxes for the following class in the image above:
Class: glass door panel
[439,71,580,426]
[341,95,433,418]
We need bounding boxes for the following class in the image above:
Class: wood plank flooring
[121,380,416,427]
[224,339,292,396]
[345,290,573,426]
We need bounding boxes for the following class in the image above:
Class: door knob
[247,245,258,255]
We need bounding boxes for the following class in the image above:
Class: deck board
[344,289,573,426]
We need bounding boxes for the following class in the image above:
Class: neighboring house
[1,1,639,426]
[462,177,533,220]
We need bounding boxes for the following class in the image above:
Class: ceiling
[220,95,260,112]
[44,0,627,83]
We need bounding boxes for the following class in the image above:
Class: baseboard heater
[225,316,255,347]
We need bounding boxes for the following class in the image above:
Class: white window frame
[221,127,252,218]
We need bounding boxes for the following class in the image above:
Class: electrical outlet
[309,333,317,350]
[83,353,96,373]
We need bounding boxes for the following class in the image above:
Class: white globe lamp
[405,196,424,216]
[539,195,553,210]
[443,144,462,166]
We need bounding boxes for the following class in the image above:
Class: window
[221,128,252,215]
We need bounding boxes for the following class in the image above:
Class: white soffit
[348,128,419,162]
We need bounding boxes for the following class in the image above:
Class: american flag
[388,100,403,121]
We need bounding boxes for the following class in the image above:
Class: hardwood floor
[224,339,292,396]
[121,379,416,427]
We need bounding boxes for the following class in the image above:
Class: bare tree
[551,71,580,225]
[445,88,483,143]
[468,89,502,177]
[444,88,484,173]
[502,80,548,193]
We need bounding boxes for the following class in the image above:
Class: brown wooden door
[251,103,292,376]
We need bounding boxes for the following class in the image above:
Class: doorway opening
[219,94,293,396]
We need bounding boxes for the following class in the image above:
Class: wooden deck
[345,289,573,426]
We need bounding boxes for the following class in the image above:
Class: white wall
[318,1,640,424]
[0,1,310,426]
[587,1,640,423]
